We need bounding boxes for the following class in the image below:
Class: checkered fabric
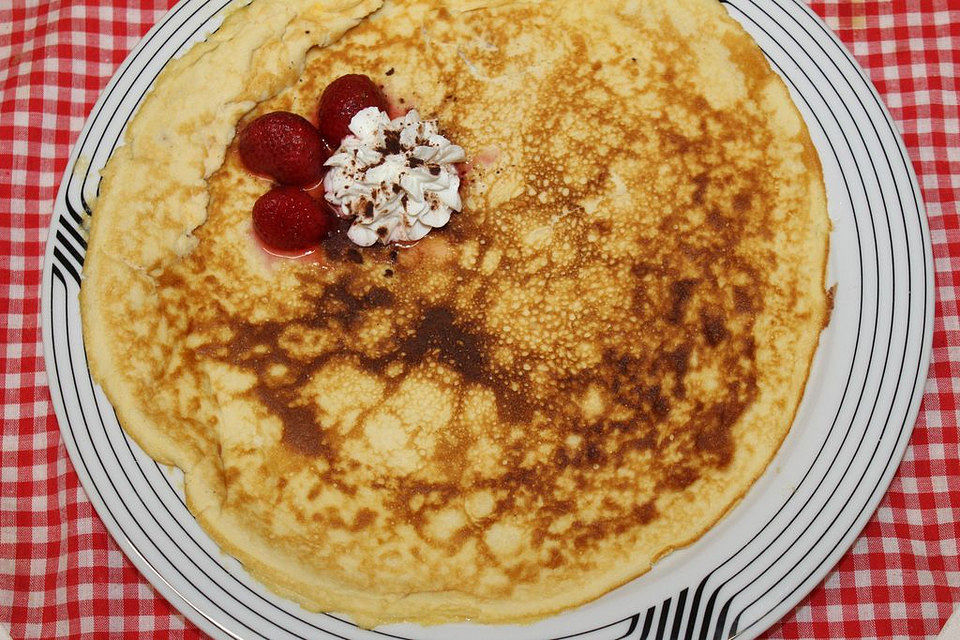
[0,0,956,638]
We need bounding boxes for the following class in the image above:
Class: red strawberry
[238,111,330,186]
[252,186,334,251]
[317,74,389,145]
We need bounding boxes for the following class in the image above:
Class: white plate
[41,1,934,638]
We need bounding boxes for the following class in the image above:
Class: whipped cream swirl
[323,107,466,246]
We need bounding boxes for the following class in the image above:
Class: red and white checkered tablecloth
[1,0,957,638]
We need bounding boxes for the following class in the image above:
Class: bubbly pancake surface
[81,0,830,626]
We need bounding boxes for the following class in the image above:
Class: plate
[41,1,934,638]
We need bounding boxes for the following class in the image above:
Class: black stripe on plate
[80,191,93,217]
[64,190,85,224]
[59,212,87,251]
[638,607,657,640]
[683,577,708,640]
[55,230,84,271]
[52,248,81,285]
[669,589,688,640]
[654,598,672,640]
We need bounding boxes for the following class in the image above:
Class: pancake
[80,0,830,627]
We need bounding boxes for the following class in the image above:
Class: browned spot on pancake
[271,400,325,454]
[691,173,709,206]
[701,312,729,346]
[319,279,394,328]
[695,384,756,467]
[662,129,691,154]
[399,307,485,381]
[663,465,699,490]
[734,286,754,313]
[320,218,359,262]
[824,284,837,329]
[665,344,691,378]
[667,279,698,324]
[706,210,727,231]
[733,192,752,212]
[351,508,377,531]
[223,467,240,486]
[571,500,658,549]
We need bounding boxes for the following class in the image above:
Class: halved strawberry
[252,185,334,250]
[238,111,329,186]
[317,74,389,145]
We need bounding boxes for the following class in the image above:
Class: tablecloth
[1,0,957,638]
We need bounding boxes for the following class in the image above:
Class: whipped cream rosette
[323,107,465,246]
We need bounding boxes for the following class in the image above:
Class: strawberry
[317,74,389,145]
[252,186,334,250]
[238,111,330,186]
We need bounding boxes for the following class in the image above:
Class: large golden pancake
[80,0,830,626]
